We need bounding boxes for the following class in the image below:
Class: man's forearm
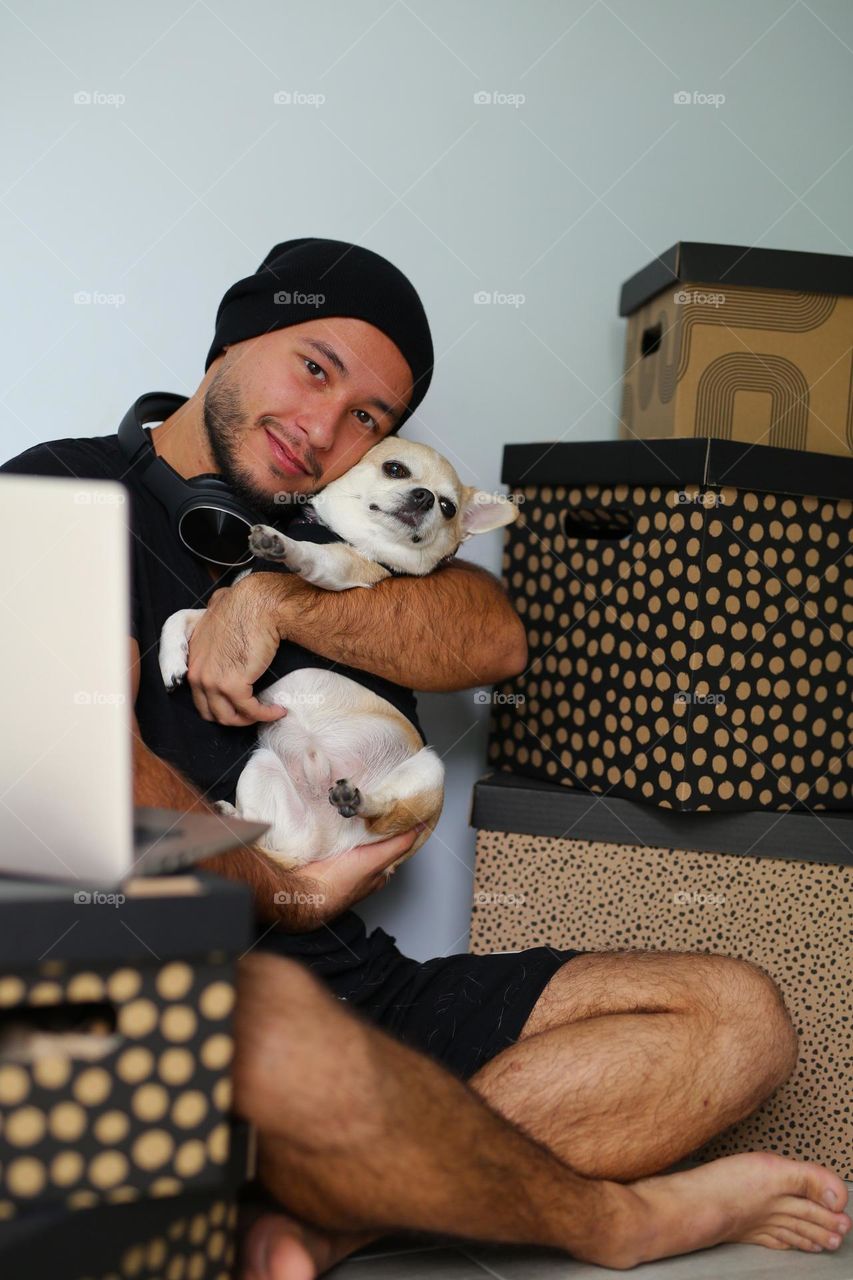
[131,724,323,930]
[259,560,528,692]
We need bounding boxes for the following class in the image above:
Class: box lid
[0,870,254,967]
[619,241,853,316]
[501,437,853,500]
[469,771,853,867]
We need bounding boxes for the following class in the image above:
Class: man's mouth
[263,427,310,476]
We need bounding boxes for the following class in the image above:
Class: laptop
[0,472,269,885]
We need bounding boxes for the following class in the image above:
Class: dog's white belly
[235,669,418,866]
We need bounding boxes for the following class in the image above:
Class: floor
[326,1182,853,1280]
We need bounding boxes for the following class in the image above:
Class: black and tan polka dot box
[488,437,853,812]
[0,872,253,1223]
[619,241,853,458]
[469,770,853,1177]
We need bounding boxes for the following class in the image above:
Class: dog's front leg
[158,608,207,690]
[249,525,391,591]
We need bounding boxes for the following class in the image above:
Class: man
[2,238,848,1278]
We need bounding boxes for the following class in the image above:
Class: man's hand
[186,575,288,725]
[265,823,425,928]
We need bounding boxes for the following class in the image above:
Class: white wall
[2,0,851,958]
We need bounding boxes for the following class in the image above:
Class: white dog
[158,438,519,870]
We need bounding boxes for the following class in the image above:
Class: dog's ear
[459,487,520,539]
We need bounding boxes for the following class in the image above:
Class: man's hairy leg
[468,948,800,1180]
[233,952,849,1280]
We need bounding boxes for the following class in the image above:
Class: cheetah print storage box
[468,770,853,1178]
[487,437,853,812]
[0,872,253,1231]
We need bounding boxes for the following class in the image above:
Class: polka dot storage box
[469,770,853,1177]
[0,870,253,1257]
[488,437,853,812]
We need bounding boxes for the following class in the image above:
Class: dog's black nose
[409,488,435,511]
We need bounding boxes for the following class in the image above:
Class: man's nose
[407,487,435,511]
[295,402,341,452]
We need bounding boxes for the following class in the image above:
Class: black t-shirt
[0,431,423,806]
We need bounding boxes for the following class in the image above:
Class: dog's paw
[328,778,362,819]
[249,524,289,562]
[214,800,238,818]
[158,636,188,691]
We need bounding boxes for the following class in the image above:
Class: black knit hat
[205,237,434,432]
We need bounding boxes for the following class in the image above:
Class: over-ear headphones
[117,392,261,567]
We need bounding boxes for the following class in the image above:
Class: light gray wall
[2,1,851,958]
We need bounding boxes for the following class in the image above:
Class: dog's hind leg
[328,747,444,870]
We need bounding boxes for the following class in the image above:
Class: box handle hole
[561,506,633,541]
[0,1000,120,1064]
[641,322,662,357]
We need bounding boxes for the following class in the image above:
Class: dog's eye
[439,498,457,519]
[382,461,411,479]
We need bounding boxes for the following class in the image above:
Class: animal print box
[0,1127,249,1280]
[469,771,853,1177]
[0,872,253,1220]
[487,437,853,812]
[619,241,853,458]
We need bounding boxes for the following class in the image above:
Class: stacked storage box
[475,242,853,1177]
[0,872,254,1280]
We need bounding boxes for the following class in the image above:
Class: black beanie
[205,237,434,432]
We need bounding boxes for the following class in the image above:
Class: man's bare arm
[129,640,419,925]
[265,558,527,692]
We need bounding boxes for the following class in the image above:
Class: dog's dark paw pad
[329,779,361,817]
[249,525,287,559]
[165,675,184,692]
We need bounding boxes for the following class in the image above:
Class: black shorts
[253,910,582,1079]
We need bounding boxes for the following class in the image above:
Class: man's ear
[459,486,520,539]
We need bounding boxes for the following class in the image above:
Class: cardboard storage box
[487,437,853,812]
[618,241,853,458]
[0,1122,250,1280]
[469,770,853,1177]
[0,872,253,1220]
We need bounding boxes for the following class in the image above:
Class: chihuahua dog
[158,437,519,870]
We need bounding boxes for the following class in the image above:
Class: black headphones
[117,391,261,567]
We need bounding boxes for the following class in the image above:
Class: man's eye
[353,409,379,431]
[303,358,326,381]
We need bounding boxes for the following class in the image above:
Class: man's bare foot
[582,1152,851,1270]
[240,1211,377,1280]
